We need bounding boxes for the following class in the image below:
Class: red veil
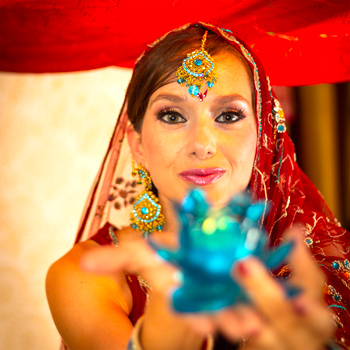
[71,23,350,348]
[1,0,350,86]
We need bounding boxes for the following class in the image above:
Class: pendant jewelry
[272,99,286,134]
[130,159,165,237]
[176,30,217,99]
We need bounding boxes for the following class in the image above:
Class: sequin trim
[108,226,119,246]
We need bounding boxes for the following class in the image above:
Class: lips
[179,168,226,186]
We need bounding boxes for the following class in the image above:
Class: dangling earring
[130,159,165,238]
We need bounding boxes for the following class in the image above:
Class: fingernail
[248,327,261,337]
[236,261,250,277]
[293,300,307,315]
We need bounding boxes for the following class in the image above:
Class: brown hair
[127,26,255,132]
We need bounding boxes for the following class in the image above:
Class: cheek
[243,128,257,166]
[243,128,257,161]
[141,127,184,172]
[225,125,257,171]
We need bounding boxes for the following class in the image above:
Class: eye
[156,109,187,124]
[215,110,245,124]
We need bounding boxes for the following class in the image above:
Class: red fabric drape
[0,0,349,86]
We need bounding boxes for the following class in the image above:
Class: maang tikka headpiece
[176,30,217,101]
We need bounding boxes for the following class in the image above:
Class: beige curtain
[0,68,132,350]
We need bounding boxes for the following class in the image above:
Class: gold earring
[130,159,165,237]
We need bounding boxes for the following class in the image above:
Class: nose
[188,120,217,160]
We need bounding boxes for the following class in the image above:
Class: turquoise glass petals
[150,189,295,313]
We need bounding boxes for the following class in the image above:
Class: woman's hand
[187,227,335,350]
[81,234,207,350]
[81,235,179,292]
[81,228,335,350]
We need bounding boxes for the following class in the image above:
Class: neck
[151,193,180,249]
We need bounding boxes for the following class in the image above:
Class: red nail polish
[293,301,307,315]
[248,328,261,337]
[236,261,249,277]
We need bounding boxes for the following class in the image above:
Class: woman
[46,23,350,350]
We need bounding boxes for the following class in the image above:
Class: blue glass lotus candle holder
[150,189,295,313]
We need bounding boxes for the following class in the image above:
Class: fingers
[81,239,177,291]
[232,256,334,349]
[233,257,294,332]
[81,239,157,274]
[284,227,325,300]
[290,295,335,341]
[183,314,216,336]
[215,306,263,342]
[243,325,283,350]
[214,307,285,350]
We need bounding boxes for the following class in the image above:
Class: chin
[205,184,247,208]
[196,187,230,208]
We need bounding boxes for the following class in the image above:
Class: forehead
[212,53,253,103]
[149,53,253,106]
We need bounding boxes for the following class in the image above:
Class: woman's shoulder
[46,239,134,348]
[47,238,132,312]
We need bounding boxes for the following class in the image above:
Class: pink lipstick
[179,168,226,186]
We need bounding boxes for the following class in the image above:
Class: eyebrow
[149,93,250,107]
[149,93,188,107]
[213,94,250,105]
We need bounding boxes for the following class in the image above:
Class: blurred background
[0,68,131,349]
[0,69,349,350]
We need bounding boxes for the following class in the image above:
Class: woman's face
[128,53,257,208]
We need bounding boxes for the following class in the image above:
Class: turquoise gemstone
[157,225,163,231]
[141,207,149,215]
[188,85,199,96]
[332,262,340,269]
[334,294,340,301]
[207,81,214,88]
[194,59,202,66]
[131,224,137,229]
[177,78,184,84]
[277,124,286,132]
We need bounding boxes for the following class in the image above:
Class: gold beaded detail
[273,99,286,134]
[176,30,217,97]
[130,160,165,237]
